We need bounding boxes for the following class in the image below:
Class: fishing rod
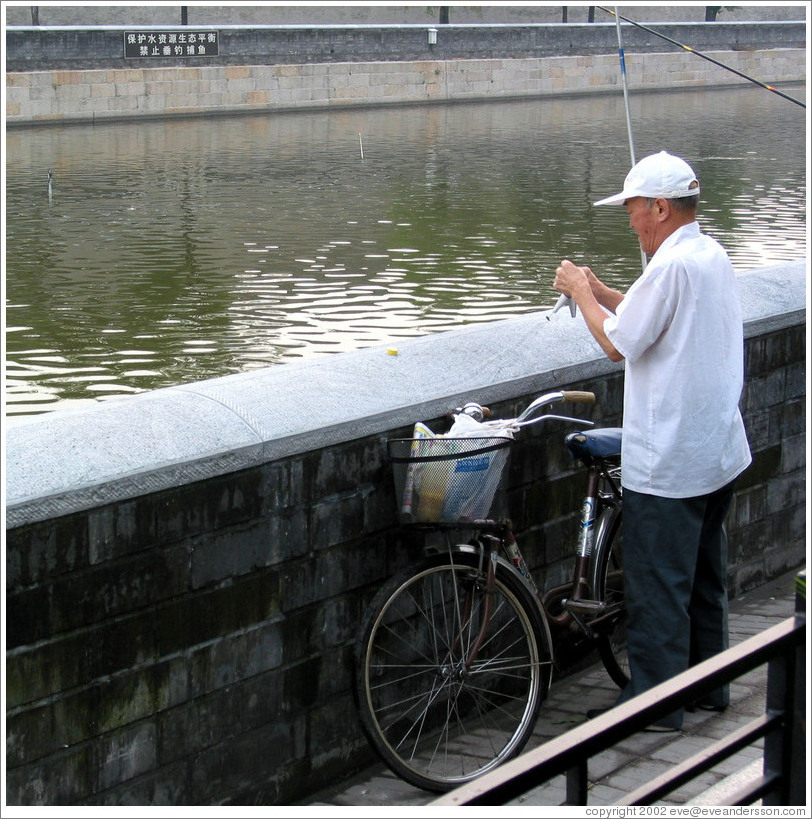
[554,5,647,318]
[613,6,648,272]
[597,6,805,109]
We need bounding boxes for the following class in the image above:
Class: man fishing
[553,150,752,731]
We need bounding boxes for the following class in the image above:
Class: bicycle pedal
[564,598,607,615]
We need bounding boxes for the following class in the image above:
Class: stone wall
[5,21,807,125]
[4,260,806,805]
[5,48,806,126]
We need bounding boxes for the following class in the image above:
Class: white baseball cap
[593,151,700,206]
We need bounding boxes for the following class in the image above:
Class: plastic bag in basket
[440,414,513,521]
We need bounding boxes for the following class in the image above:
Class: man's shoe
[643,723,679,733]
[687,702,728,713]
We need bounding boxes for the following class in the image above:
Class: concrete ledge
[5,259,806,530]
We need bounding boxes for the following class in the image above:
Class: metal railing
[432,571,806,807]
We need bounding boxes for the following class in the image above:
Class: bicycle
[352,390,627,792]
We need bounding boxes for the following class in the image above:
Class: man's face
[624,196,663,256]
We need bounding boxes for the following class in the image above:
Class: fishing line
[597,6,805,109]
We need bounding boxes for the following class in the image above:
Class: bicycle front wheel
[593,508,629,689]
[353,551,551,792]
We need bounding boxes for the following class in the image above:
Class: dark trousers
[615,479,737,728]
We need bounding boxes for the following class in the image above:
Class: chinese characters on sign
[124,31,219,59]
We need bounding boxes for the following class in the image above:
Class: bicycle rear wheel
[592,509,629,689]
[353,550,551,792]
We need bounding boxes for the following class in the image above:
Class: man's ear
[653,198,671,221]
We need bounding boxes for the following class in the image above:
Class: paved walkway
[302,567,803,809]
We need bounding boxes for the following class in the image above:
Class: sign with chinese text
[124,31,219,59]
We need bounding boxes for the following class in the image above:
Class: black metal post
[763,570,806,806]
[565,760,588,804]
[787,571,806,804]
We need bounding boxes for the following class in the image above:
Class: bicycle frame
[543,459,622,635]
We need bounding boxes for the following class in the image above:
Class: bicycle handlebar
[561,390,596,404]
[515,390,595,424]
[450,390,596,431]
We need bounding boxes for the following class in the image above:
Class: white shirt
[604,222,752,498]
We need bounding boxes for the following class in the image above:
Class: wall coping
[4,260,806,529]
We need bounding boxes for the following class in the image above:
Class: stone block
[188,620,284,697]
[4,743,92,805]
[95,721,157,791]
[189,714,303,801]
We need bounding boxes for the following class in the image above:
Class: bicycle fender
[589,505,622,592]
[444,542,557,678]
[493,552,557,678]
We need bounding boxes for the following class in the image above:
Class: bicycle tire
[353,550,551,792]
[592,508,629,689]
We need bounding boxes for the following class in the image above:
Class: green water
[4,83,806,415]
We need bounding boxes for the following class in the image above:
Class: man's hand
[556,260,624,313]
[552,259,624,362]
[554,259,590,299]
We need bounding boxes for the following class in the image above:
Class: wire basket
[388,435,513,524]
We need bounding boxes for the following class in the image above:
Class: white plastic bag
[441,415,513,521]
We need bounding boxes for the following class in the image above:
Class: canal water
[5,83,806,416]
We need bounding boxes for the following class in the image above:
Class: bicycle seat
[565,428,622,461]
